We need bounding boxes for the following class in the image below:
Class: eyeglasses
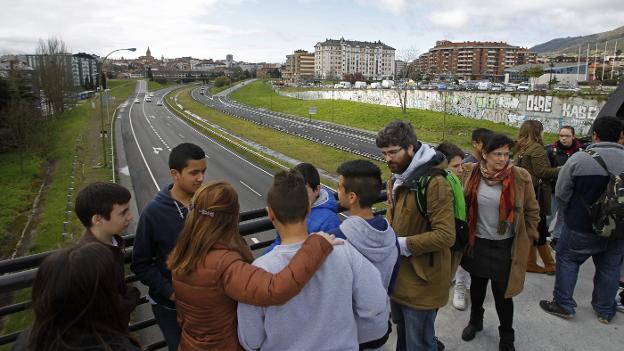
[559,134,573,138]
[381,147,404,158]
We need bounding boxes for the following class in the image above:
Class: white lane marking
[128,96,160,191]
[239,180,262,197]
[251,237,260,244]
[153,147,163,154]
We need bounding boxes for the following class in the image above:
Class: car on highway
[145,96,152,102]
[477,81,492,91]
[490,83,504,92]
[157,100,163,106]
[134,98,140,103]
[554,85,580,92]
[504,83,517,92]
[517,82,531,92]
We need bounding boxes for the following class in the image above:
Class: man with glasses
[376,120,455,351]
[545,126,582,248]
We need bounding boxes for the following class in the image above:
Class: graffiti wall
[278,89,605,134]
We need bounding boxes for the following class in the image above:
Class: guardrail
[0,191,387,350]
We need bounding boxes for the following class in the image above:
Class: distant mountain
[530,25,624,56]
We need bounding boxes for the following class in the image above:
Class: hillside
[530,25,624,56]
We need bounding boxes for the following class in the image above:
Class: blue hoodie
[264,187,341,254]
[131,184,187,308]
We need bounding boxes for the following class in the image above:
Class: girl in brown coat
[167,181,338,351]
[513,120,560,274]
[460,134,540,351]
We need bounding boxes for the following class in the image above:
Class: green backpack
[407,167,468,251]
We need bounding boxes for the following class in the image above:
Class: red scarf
[464,161,515,248]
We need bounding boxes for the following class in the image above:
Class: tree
[147,67,153,81]
[394,48,420,113]
[36,37,74,118]
[214,75,231,87]
[521,66,544,83]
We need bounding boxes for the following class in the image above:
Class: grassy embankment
[0,79,137,346]
[147,79,175,92]
[231,80,561,150]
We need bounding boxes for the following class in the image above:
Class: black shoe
[539,300,574,319]
[461,321,483,341]
[498,327,515,351]
[435,336,445,350]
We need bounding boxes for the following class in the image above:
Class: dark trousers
[470,274,514,330]
[536,213,549,245]
[152,304,181,351]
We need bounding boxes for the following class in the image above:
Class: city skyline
[1,0,623,62]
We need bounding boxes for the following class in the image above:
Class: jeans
[152,303,181,351]
[553,224,624,320]
[547,199,564,239]
[390,302,437,351]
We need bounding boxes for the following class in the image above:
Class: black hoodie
[131,184,188,308]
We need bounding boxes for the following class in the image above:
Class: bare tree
[36,37,74,117]
[394,48,421,113]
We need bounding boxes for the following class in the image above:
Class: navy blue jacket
[131,184,188,308]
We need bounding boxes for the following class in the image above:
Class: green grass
[173,86,391,183]
[231,80,558,150]
[147,79,174,92]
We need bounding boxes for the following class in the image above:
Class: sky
[1,0,623,63]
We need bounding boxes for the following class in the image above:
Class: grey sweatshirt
[339,216,398,291]
[237,241,389,351]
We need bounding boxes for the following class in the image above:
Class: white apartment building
[314,38,395,80]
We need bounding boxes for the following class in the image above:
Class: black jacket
[131,184,188,308]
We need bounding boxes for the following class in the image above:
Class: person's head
[558,126,575,147]
[292,162,321,205]
[516,120,544,151]
[376,120,418,173]
[482,134,514,172]
[74,182,132,235]
[592,116,624,143]
[471,128,494,160]
[29,243,128,350]
[436,142,464,176]
[168,181,251,273]
[267,170,310,227]
[336,160,382,210]
[169,143,207,196]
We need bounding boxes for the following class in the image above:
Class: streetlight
[99,47,136,167]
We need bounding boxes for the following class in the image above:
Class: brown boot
[537,244,556,275]
[526,245,545,273]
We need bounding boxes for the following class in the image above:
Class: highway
[118,80,277,246]
[189,80,384,161]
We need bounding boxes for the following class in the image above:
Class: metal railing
[0,191,387,350]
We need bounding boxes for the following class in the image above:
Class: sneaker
[539,300,574,319]
[453,286,467,311]
[615,294,624,313]
[597,315,611,324]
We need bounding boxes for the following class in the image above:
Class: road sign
[308,106,317,115]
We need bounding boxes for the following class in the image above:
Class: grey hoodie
[339,216,398,291]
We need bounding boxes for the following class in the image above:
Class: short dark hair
[560,125,575,135]
[483,134,514,154]
[169,143,205,172]
[75,182,131,228]
[436,142,465,161]
[336,160,382,208]
[592,116,623,143]
[268,170,309,224]
[471,128,494,145]
[292,163,320,189]
[376,120,418,149]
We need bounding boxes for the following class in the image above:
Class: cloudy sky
[1,0,623,62]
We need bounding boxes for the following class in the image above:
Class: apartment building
[314,38,395,80]
[415,40,537,81]
[283,50,315,83]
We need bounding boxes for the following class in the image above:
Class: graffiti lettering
[526,95,553,113]
[561,103,599,119]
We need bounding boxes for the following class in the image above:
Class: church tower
[146,47,152,58]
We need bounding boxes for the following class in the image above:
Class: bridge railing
[0,191,387,350]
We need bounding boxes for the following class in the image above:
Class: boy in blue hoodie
[131,143,206,351]
[264,162,341,253]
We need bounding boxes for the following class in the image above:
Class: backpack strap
[586,150,610,175]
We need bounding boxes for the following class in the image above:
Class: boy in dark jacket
[131,143,207,351]
[74,182,141,329]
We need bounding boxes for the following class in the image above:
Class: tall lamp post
[99,47,136,167]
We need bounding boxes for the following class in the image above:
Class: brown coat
[513,143,559,215]
[386,161,456,310]
[172,235,333,351]
[461,163,540,298]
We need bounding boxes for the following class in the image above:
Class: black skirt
[461,237,513,282]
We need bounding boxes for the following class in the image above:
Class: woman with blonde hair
[167,181,338,351]
[513,120,560,274]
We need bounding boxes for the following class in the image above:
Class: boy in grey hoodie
[237,170,388,351]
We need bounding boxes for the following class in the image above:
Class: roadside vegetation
[232,80,561,149]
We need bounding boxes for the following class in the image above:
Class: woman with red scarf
[459,134,540,351]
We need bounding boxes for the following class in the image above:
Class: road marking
[239,180,262,197]
[153,147,163,154]
[251,237,259,244]
[128,95,160,191]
